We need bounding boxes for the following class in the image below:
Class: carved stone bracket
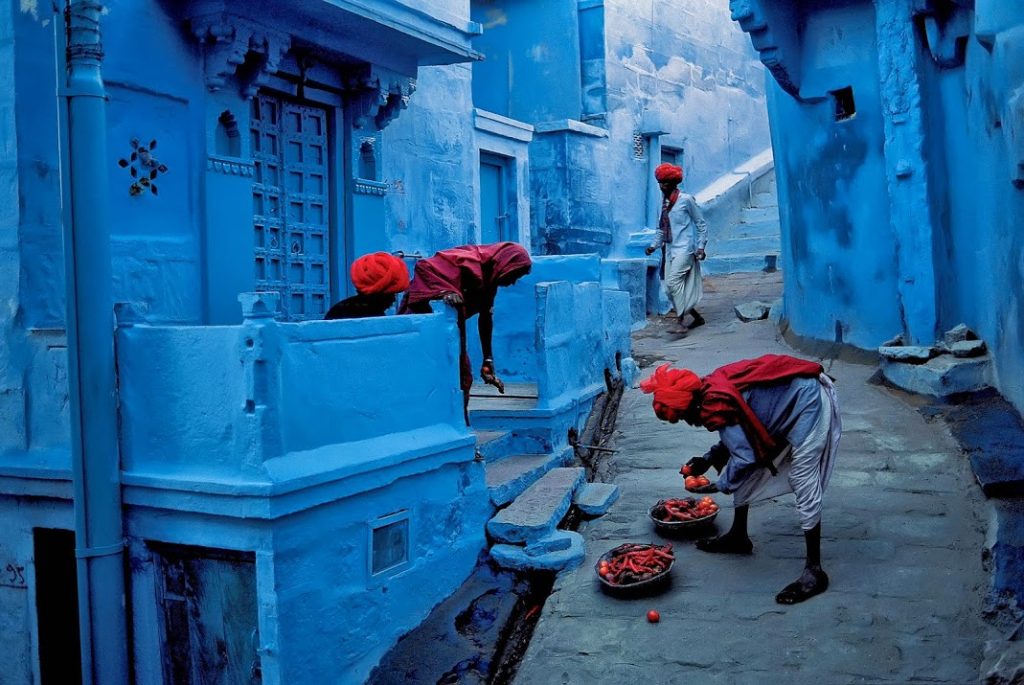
[346,66,417,130]
[915,1,972,69]
[188,12,291,98]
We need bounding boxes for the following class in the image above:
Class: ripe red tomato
[682,464,693,476]
[647,610,660,623]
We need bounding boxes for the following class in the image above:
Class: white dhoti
[665,251,703,316]
[732,375,842,530]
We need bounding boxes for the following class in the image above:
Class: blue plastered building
[0,1,769,682]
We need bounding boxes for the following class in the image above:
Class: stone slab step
[485,453,559,506]
[490,531,585,573]
[750,192,777,208]
[487,467,586,545]
[703,253,780,275]
[474,429,513,462]
[733,217,781,237]
[573,482,620,517]
[709,234,780,256]
[881,355,992,399]
[469,382,538,399]
[741,205,780,223]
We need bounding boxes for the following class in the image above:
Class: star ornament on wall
[117,137,169,196]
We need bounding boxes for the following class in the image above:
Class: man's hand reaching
[681,456,711,477]
[481,359,505,393]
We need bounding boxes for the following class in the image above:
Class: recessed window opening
[831,86,856,122]
[371,511,410,576]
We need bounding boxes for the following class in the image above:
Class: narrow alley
[514,272,1000,684]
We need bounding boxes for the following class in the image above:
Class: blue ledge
[121,424,477,519]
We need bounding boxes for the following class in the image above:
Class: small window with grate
[370,510,410,577]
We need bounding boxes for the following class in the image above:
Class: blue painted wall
[0,0,648,680]
[766,1,905,349]
[603,0,771,246]
[920,3,1024,411]
[381,64,479,254]
[469,0,771,256]
[735,0,1024,411]
[471,0,583,125]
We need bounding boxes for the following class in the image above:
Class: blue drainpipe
[59,2,130,683]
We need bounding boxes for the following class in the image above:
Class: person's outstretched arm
[478,296,505,393]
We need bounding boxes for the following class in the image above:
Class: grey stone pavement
[514,272,1000,685]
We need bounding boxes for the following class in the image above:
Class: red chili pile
[597,543,674,586]
[651,497,719,523]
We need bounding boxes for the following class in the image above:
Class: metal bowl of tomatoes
[595,542,675,596]
[649,497,720,532]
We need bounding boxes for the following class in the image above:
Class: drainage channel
[488,373,625,685]
[368,373,625,685]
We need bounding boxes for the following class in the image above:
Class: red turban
[655,163,684,184]
[639,363,701,415]
[350,252,410,295]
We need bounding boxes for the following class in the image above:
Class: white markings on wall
[19,0,38,20]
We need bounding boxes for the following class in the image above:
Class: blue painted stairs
[471,388,620,574]
[703,185,782,275]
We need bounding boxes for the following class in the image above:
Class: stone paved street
[514,272,1000,685]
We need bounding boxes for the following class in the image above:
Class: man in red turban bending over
[640,354,842,604]
[399,242,532,425]
[325,252,410,320]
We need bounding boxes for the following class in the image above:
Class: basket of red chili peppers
[649,497,720,532]
[595,542,675,595]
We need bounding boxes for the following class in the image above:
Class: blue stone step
[741,205,780,223]
[490,531,585,573]
[709,234,780,256]
[487,467,586,545]
[731,218,781,238]
[485,453,560,507]
[573,482,620,517]
[474,429,513,462]
[703,253,781,275]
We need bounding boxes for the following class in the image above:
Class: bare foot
[695,533,753,555]
[775,566,829,604]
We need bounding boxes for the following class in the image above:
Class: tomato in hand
[681,464,693,476]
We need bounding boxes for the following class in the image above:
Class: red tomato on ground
[647,610,660,623]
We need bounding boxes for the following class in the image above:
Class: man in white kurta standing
[645,163,709,331]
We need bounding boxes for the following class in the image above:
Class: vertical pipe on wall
[647,135,662,228]
[60,2,129,683]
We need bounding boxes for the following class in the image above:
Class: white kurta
[648,193,708,316]
[713,375,842,531]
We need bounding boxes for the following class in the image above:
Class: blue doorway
[251,94,332,320]
[479,152,513,244]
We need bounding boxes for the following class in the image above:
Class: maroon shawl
[699,354,825,463]
[399,242,532,318]
[398,242,532,402]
